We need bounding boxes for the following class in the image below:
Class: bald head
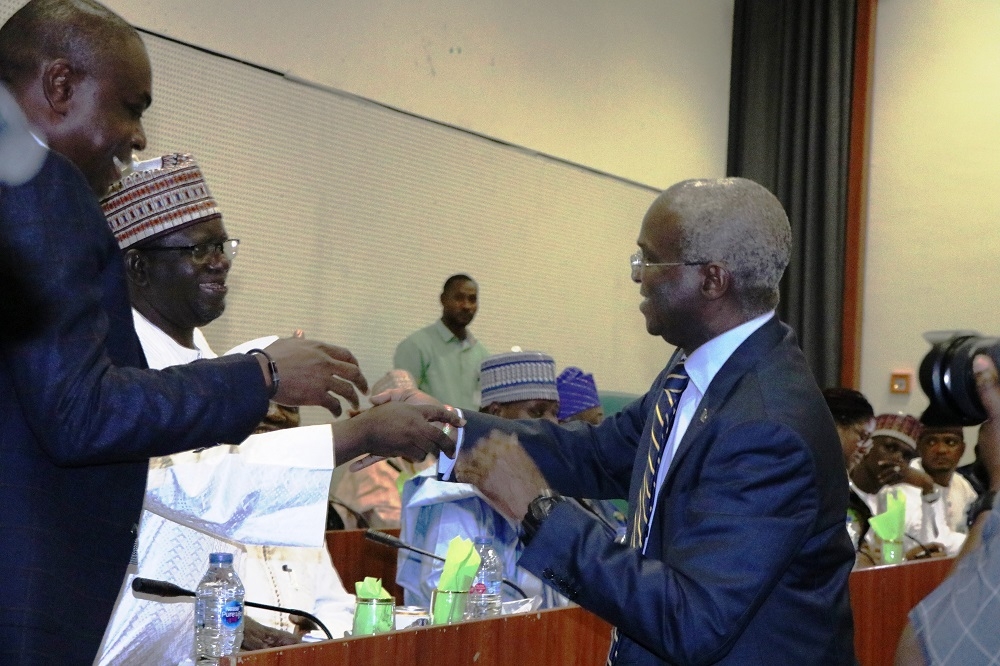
[658,177,791,316]
[0,0,136,90]
[0,0,150,194]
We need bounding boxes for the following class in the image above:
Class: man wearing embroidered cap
[851,413,965,559]
[96,153,363,664]
[556,367,605,425]
[0,2,459,662]
[480,351,560,422]
[397,350,568,609]
[103,153,237,351]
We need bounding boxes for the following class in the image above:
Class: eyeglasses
[141,239,240,263]
[630,251,707,281]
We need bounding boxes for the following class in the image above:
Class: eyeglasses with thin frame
[630,251,708,280]
[141,239,240,263]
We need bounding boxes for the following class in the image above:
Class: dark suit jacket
[464,318,856,665]
[0,151,269,664]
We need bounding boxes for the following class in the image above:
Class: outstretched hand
[455,430,549,523]
[351,388,451,470]
[336,401,463,470]
[261,337,369,417]
[369,387,443,407]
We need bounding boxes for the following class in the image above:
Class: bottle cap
[209,552,234,564]
[473,536,492,546]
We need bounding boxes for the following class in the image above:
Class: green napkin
[438,536,481,592]
[355,576,392,599]
[353,577,394,635]
[869,488,906,542]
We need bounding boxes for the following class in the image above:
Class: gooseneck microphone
[363,529,528,599]
[131,577,334,640]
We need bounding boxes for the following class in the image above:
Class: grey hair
[665,177,791,316]
[0,0,139,89]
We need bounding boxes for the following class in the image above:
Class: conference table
[223,530,952,666]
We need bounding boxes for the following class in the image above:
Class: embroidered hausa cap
[100,153,219,249]
[556,367,601,421]
[872,413,924,452]
[480,351,559,407]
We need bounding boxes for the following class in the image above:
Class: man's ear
[124,249,150,287]
[700,262,730,301]
[41,59,80,115]
[483,402,501,416]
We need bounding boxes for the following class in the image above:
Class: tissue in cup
[352,597,395,635]
[430,589,469,625]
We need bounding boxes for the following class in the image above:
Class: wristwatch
[521,489,567,547]
[967,490,996,528]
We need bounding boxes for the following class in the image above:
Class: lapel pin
[699,408,708,423]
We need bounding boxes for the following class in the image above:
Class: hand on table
[289,613,319,638]
[241,616,300,651]
[905,542,947,560]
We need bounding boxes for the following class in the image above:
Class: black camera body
[919,331,1000,426]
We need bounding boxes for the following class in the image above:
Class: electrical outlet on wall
[889,371,913,395]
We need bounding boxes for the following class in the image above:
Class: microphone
[364,529,527,599]
[365,528,444,563]
[131,577,333,640]
[131,577,195,598]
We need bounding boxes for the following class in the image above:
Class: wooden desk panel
[323,529,954,665]
[227,605,613,666]
[850,557,952,666]
[325,529,404,604]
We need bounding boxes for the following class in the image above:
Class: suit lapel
[661,317,789,490]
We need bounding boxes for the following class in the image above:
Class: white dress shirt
[644,311,774,552]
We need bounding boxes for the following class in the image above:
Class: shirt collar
[433,318,476,346]
[683,310,774,396]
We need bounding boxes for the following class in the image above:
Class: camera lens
[919,333,1000,426]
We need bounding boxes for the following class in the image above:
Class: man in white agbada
[95,154,354,665]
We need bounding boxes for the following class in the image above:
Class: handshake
[251,336,464,465]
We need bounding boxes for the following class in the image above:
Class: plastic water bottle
[467,536,503,618]
[194,552,245,664]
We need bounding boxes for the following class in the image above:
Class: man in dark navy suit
[383,177,856,664]
[0,1,457,663]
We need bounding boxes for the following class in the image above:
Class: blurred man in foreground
[896,355,1000,665]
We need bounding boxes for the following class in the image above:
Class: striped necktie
[606,362,689,665]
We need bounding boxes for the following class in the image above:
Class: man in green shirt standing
[394,274,489,411]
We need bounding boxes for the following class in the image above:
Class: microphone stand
[131,577,334,640]
[364,529,528,599]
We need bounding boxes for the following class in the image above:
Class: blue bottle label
[222,599,243,629]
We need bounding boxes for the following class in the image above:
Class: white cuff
[436,407,464,481]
